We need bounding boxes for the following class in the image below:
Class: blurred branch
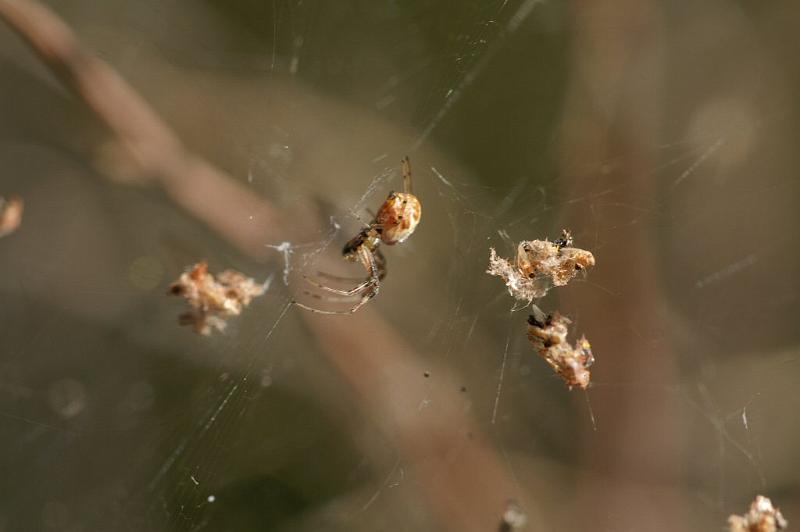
[304,310,519,532]
[559,1,682,530]
[0,0,284,254]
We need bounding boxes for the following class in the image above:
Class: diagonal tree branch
[0,0,284,254]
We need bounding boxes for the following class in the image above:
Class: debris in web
[265,241,293,286]
[728,495,788,532]
[527,312,594,390]
[498,499,527,532]
[487,230,595,305]
[0,195,23,238]
[168,261,270,335]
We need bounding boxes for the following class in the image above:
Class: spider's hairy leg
[293,246,382,314]
[313,271,369,284]
[292,300,357,315]
[292,290,374,315]
[310,251,385,284]
[292,280,378,314]
[303,246,386,296]
[303,274,374,297]
[401,156,413,195]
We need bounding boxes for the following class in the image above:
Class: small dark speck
[423,371,430,378]
[460,386,467,392]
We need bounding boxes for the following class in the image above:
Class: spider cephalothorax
[294,157,421,314]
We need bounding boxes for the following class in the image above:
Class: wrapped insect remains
[728,495,788,532]
[498,499,528,532]
[487,230,595,304]
[0,195,23,238]
[487,230,597,390]
[527,312,594,390]
[169,261,269,335]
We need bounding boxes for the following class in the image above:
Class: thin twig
[0,0,284,253]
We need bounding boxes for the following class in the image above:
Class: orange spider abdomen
[376,192,421,245]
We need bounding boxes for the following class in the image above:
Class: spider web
[0,1,799,532]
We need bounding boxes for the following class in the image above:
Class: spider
[293,157,421,314]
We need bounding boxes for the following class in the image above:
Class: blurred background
[1,0,799,530]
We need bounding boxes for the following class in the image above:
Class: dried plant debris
[169,261,269,335]
[498,499,528,532]
[729,495,788,532]
[0,195,23,237]
[487,230,595,304]
[527,311,594,390]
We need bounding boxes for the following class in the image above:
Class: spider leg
[313,270,370,284]
[304,245,386,295]
[292,289,375,314]
[292,300,362,315]
[303,274,374,297]
[373,247,387,281]
[302,291,361,303]
[351,244,381,300]
[401,156,412,195]
[293,246,381,314]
